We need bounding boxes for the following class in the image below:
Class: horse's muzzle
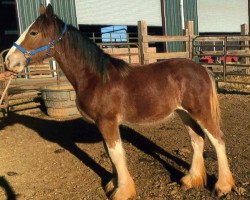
[5,53,26,73]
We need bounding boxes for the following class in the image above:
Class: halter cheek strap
[13,24,67,67]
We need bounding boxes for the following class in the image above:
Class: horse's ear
[45,4,54,18]
[39,4,46,15]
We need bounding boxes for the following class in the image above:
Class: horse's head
[5,4,65,73]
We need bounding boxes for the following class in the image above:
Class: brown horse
[5,4,235,199]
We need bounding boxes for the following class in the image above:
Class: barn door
[16,0,77,34]
[164,0,198,52]
[16,0,46,34]
[50,0,78,28]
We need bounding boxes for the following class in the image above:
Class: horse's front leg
[98,118,136,200]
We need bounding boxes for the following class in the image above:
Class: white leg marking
[108,141,129,186]
[5,22,34,61]
[204,129,235,195]
[189,132,205,176]
[204,129,232,181]
[181,127,206,189]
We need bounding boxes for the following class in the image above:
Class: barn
[1,0,249,51]
[1,0,200,52]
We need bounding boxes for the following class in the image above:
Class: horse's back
[124,58,211,97]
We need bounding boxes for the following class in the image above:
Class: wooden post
[185,21,194,59]
[138,21,149,64]
[184,28,189,53]
[241,24,249,64]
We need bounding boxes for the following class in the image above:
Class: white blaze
[5,22,34,61]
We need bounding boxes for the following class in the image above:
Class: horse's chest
[75,98,95,124]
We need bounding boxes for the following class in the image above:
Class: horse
[5,4,235,199]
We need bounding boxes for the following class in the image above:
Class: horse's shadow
[0,112,216,192]
[1,112,112,185]
[0,176,16,200]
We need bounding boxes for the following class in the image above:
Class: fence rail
[142,35,190,42]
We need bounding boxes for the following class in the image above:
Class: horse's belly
[123,109,175,126]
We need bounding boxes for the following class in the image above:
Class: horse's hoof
[110,178,136,200]
[215,186,233,197]
[111,187,136,200]
[105,178,116,194]
[181,174,206,190]
[215,179,235,197]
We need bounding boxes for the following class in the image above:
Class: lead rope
[0,77,12,105]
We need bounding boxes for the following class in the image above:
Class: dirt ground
[0,93,249,200]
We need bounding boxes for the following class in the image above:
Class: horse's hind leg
[98,118,136,200]
[200,124,235,196]
[177,110,207,190]
[185,110,235,196]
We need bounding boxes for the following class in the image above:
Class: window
[101,25,127,43]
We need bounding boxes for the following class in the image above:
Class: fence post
[241,24,249,64]
[138,21,149,64]
[185,21,194,59]
[184,28,189,53]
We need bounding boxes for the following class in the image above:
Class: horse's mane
[37,15,130,81]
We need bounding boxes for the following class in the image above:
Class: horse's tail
[207,69,221,127]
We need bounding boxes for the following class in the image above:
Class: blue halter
[13,24,67,67]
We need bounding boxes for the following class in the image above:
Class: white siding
[75,0,162,26]
[198,0,248,33]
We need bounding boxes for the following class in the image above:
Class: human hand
[0,71,17,80]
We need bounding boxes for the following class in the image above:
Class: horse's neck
[53,48,99,91]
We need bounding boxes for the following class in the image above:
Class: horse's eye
[30,31,38,36]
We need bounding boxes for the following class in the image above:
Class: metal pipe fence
[193,35,250,85]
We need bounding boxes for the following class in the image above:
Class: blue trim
[29,45,51,56]
[13,24,67,67]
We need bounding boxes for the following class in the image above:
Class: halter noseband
[13,24,67,67]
